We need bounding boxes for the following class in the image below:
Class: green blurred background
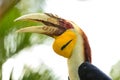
[0,0,120,80]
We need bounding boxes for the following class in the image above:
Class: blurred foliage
[2,0,120,80]
[22,65,58,80]
[0,0,20,19]
[0,0,46,63]
[0,0,58,80]
[9,65,59,80]
[110,61,120,80]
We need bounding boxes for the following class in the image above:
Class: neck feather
[67,26,91,80]
[67,33,85,80]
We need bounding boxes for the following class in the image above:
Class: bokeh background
[0,0,120,80]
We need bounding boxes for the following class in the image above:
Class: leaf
[0,0,58,80]
[110,61,120,80]
[21,65,59,80]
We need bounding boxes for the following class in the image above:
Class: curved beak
[15,13,73,37]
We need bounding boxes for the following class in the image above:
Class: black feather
[78,62,111,80]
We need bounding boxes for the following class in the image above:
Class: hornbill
[15,13,111,80]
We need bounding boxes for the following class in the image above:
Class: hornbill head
[15,13,91,80]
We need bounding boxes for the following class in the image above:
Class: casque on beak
[15,13,74,37]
